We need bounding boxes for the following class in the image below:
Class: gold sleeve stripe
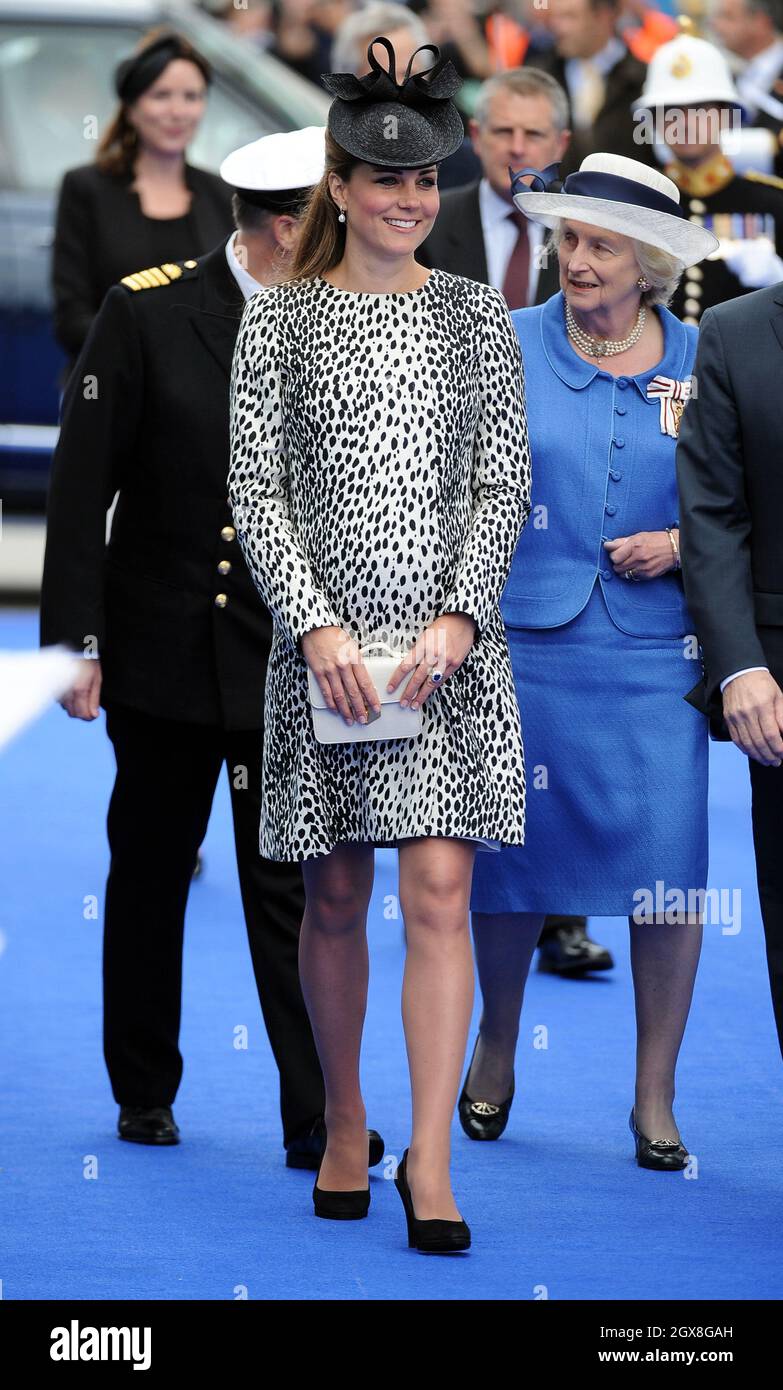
[120,263,192,291]
[746,170,783,190]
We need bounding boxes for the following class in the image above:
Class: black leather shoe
[629,1107,689,1171]
[286,1117,385,1170]
[312,1158,370,1220]
[118,1105,180,1145]
[458,1036,514,1141]
[537,917,614,975]
[394,1149,470,1253]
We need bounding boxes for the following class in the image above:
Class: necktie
[572,59,605,130]
[502,208,530,310]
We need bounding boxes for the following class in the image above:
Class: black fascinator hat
[321,37,464,168]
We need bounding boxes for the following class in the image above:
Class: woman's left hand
[386,613,477,708]
[604,531,678,580]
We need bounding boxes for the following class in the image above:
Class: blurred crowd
[196,1,783,181]
[202,0,684,84]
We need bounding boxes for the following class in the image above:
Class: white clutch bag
[307,642,423,744]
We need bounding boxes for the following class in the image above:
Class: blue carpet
[1,608,781,1301]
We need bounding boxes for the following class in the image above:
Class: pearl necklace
[565,299,646,358]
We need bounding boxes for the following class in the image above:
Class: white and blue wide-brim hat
[510,152,719,268]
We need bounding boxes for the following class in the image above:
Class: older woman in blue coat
[461,154,719,1170]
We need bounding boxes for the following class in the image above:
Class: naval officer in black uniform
[40,127,384,1172]
[633,29,783,327]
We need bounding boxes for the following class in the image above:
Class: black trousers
[103,702,325,1145]
[749,756,783,1059]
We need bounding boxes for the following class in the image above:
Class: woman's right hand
[301,627,382,726]
[59,658,102,720]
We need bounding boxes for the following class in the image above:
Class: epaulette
[120,259,199,291]
[745,169,783,191]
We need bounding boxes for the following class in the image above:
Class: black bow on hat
[321,37,465,168]
[323,36,462,107]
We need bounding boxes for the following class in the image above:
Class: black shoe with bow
[118,1105,180,1145]
[286,1116,385,1170]
[537,916,614,976]
[458,1036,515,1141]
[629,1107,689,1170]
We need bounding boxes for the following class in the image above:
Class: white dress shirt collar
[225,230,266,301]
[478,177,545,303]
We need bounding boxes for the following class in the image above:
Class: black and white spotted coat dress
[228,267,531,862]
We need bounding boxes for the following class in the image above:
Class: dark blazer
[418,181,561,304]
[676,283,783,726]
[52,161,234,358]
[525,46,654,178]
[40,241,274,729]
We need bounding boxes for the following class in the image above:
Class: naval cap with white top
[220,126,326,214]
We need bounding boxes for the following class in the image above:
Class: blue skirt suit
[470,291,708,916]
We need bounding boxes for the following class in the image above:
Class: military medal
[646,375,692,437]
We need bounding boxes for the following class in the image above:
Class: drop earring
[338,207,346,223]
[637,275,650,291]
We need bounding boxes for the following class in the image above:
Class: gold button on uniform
[689,265,703,280]
[220,525,236,542]
[685,280,702,297]
[684,298,702,316]
[690,199,707,214]
[214,593,228,608]
[218,560,232,575]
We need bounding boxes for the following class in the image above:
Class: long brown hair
[96,27,210,178]
[279,131,360,284]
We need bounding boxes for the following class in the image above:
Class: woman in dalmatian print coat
[228,47,531,1251]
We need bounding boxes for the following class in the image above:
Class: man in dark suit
[419,66,569,308]
[676,283,783,1059]
[526,0,653,177]
[40,128,384,1170]
[712,0,783,179]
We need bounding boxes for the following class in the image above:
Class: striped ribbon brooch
[645,375,692,437]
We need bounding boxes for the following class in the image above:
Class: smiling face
[327,161,440,257]
[126,58,207,156]
[557,219,642,317]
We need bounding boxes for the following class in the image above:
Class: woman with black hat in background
[229,37,531,1252]
[52,27,233,365]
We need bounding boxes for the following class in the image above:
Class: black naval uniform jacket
[418,180,561,304]
[40,241,273,730]
[667,161,783,325]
